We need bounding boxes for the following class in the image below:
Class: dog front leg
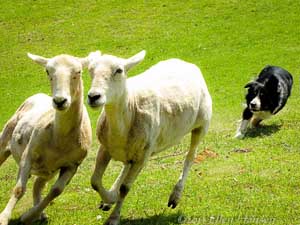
[235,107,252,139]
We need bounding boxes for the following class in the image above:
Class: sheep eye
[71,71,81,79]
[46,70,53,81]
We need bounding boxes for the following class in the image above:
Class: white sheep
[87,50,212,225]
[0,53,92,225]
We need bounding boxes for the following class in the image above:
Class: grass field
[0,0,300,224]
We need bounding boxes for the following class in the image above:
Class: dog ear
[244,82,254,88]
[266,76,279,90]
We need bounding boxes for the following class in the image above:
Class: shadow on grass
[121,212,183,225]
[246,123,282,138]
[9,218,48,225]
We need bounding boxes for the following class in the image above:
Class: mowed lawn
[0,0,300,224]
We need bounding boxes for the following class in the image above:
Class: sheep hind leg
[168,127,205,209]
[0,101,34,167]
[0,119,16,167]
[0,149,31,225]
[0,148,11,167]
[21,166,78,224]
[0,131,9,166]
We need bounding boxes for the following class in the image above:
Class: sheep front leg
[168,127,204,209]
[99,164,131,211]
[20,166,78,224]
[92,146,129,210]
[0,150,31,225]
[104,161,145,225]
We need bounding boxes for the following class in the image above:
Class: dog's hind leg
[251,117,262,127]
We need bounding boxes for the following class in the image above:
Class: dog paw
[234,132,245,139]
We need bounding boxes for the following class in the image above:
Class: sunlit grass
[0,0,300,224]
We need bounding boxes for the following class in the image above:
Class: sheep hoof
[168,184,182,209]
[99,201,112,211]
[104,215,120,225]
[167,199,178,209]
[168,193,180,209]
[20,213,34,225]
[20,209,47,225]
[40,212,48,221]
[0,214,9,225]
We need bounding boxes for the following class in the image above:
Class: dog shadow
[246,123,282,138]
[121,212,183,225]
[8,218,48,225]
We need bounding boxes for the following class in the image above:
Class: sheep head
[86,50,146,108]
[27,53,88,112]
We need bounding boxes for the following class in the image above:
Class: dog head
[244,77,278,112]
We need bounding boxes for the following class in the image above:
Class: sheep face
[27,53,88,111]
[87,50,146,108]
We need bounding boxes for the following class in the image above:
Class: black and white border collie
[235,65,293,139]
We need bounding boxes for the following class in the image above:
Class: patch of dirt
[194,148,218,163]
[231,148,252,153]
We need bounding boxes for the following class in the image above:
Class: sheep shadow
[8,218,48,225]
[245,123,282,138]
[121,212,183,225]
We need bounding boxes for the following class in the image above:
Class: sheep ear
[87,51,102,63]
[78,57,89,68]
[125,50,146,71]
[27,53,49,66]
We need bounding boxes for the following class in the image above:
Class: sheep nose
[53,96,67,108]
[88,93,101,102]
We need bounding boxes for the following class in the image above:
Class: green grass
[0,0,300,224]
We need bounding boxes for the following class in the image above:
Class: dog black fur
[235,65,293,139]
